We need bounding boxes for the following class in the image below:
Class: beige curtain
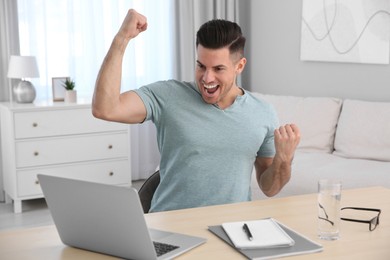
[0,0,20,102]
[0,0,20,201]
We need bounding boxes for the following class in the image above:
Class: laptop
[38,174,206,259]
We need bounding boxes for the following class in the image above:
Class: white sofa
[250,93,390,200]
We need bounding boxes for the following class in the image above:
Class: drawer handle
[34,151,39,156]
[109,171,114,176]
[108,145,113,149]
[32,122,38,127]
[35,180,40,185]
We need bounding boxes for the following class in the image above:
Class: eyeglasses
[319,205,381,231]
[341,207,381,231]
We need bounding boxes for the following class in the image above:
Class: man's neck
[216,86,244,109]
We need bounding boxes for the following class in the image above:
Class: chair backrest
[138,170,160,213]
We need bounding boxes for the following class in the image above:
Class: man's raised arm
[92,9,148,124]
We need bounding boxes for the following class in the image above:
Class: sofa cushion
[252,93,342,153]
[334,99,390,162]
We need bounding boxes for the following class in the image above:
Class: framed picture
[52,77,69,101]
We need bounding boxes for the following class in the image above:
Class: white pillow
[334,99,390,162]
[252,93,342,153]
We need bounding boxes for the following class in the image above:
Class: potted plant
[63,78,77,103]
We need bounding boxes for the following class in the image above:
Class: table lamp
[7,55,40,103]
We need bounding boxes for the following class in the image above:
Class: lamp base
[13,80,36,103]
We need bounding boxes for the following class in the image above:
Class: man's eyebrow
[196,60,226,69]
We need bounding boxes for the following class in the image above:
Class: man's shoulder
[242,90,279,125]
[244,90,274,110]
[138,80,197,94]
[144,79,195,88]
[167,80,198,93]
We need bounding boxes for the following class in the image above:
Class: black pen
[243,223,253,241]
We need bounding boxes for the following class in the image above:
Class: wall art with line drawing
[300,0,390,64]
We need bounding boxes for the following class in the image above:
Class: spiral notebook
[209,219,323,260]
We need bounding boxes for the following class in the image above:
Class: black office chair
[138,170,160,213]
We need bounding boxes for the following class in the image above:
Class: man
[92,9,300,212]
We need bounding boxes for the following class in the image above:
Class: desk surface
[0,186,389,260]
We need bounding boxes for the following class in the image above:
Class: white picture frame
[52,77,69,102]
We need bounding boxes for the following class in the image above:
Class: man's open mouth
[204,83,219,94]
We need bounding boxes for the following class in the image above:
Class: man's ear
[236,57,247,74]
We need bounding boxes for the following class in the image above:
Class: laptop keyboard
[153,241,180,257]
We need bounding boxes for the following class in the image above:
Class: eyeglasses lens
[369,216,379,231]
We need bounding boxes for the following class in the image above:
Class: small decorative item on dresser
[52,77,67,101]
[63,78,77,103]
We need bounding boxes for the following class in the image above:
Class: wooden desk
[0,186,389,259]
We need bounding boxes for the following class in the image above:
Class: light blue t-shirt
[133,80,278,212]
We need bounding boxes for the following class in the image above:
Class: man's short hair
[196,19,246,58]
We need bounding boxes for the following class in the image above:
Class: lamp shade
[7,55,40,79]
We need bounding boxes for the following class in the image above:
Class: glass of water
[318,179,342,240]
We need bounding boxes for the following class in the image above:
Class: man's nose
[202,69,215,83]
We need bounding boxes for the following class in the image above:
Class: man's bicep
[116,90,147,123]
[92,90,147,124]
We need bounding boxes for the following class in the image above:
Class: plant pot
[65,90,77,103]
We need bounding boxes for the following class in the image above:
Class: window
[17,0,175,101]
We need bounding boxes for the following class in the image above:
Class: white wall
[240,0,390,102]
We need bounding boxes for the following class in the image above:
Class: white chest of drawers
[0,101,131,213]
